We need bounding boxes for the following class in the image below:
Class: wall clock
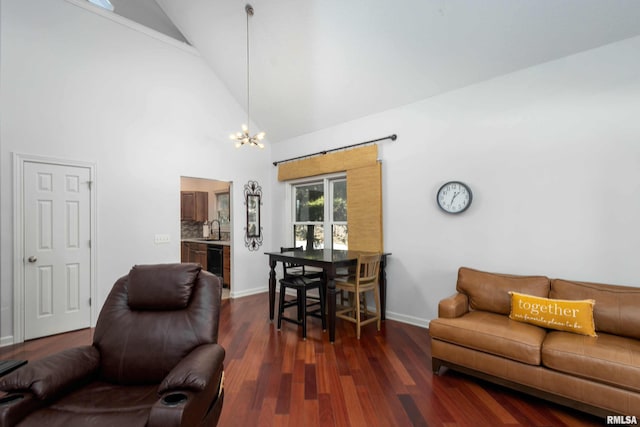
[437,181,473,214]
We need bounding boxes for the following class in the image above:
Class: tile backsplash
[181,220,230,240]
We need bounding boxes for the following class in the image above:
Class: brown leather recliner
[0,263,225,427]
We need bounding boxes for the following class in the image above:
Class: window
[291,175,347,249]
[215,192,230,225]
[88,0,114,11]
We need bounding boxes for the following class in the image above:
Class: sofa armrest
[438,293,469,318]
[0,346,99,400]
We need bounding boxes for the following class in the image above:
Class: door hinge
[86,180,93,190]
[88,240,91,248]
[89,297,92,307]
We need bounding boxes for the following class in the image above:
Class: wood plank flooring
[1,292,602,426]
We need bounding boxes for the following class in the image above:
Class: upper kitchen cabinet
[181,191,208,222]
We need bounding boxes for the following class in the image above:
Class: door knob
[28,256,37,263]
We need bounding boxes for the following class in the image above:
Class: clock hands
[450,191,459,206]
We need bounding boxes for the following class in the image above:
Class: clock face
[437,181,472,214]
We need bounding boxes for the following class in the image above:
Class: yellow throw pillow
[509,291,597,337]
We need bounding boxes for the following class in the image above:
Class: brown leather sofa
[0,263,225,427]
[429,267,640,418]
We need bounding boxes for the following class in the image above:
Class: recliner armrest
[158,343,225,394]
[149,344,225,427]
[438,293,469,318]
[0,391,41,427]
[0,346,99,400]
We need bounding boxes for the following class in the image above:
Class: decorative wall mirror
[246,195,260,237]
[244,180,263,250]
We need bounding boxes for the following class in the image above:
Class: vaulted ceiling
[112,0,640,143]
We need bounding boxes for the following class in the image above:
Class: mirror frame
[246,194,261,237]
[244,180,263,251]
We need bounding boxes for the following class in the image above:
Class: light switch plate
[154,234,171,244]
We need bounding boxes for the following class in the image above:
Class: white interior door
[23,161,92,340]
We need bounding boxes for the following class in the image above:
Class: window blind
[277,145,378,181]
[347,162,383,252]
[277,145,383,252]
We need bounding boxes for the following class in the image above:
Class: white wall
[270,35,640,327]
[0,0,272,344]
[3,1,639,343]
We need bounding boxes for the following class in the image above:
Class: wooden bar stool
[277,275,326,339]
[335,253,381,339]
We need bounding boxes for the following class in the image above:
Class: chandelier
[230,4,265,149]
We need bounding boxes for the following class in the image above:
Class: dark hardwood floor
[1,292,602,426]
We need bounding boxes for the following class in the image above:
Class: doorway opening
[180,177,232,298]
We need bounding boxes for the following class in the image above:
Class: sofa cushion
[551,279,640,340]
[429,311,547,365]
[456,267,550,315]
[509,292,596,337]
[542,331,640,393]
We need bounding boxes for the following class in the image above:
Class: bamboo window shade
[347,162,383,252]
[277,145,383,252]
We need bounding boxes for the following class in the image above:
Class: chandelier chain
[230,4,265,148]
[246,4,251,130]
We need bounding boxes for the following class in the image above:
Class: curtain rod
[272,134,397,166]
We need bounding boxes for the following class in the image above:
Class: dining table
[265,249,391,342]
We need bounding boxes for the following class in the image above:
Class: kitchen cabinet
[181,241,230,288]
[181,191,208,222]
[192,243,208,270]
[181,241,189,261]
[223,246,230,287]
[181,241,207,271]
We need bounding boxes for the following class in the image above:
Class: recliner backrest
[93,263,222,385]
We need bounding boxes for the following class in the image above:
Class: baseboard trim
[227,288,431,329]
[0,335,14,348]
[384,311,430,329]
[230,287,268,299]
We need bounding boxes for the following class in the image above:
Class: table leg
[269,258,277,320]
[379,256,387,321]
[327,267,336,343]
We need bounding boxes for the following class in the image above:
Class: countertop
[182,238,231,247]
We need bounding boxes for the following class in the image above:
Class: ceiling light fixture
[230,4,265,149]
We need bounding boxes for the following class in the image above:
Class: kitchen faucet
[210,219,222,240]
